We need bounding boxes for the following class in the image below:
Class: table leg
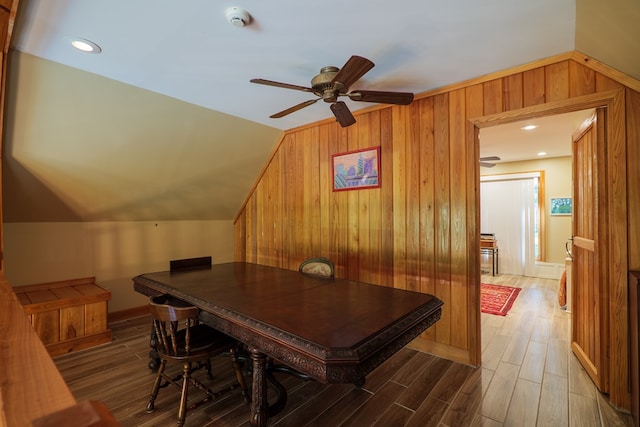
[249,347,268,427]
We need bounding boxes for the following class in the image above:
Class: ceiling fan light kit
[251,55,414,127]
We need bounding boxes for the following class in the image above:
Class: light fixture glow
[521,125,538,131]
[537,152,547,156]
[71,38,102,53]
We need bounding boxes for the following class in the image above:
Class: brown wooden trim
[571,51,640,93]
[107,304,149,323]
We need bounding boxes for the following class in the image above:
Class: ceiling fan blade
[479,156,501,161]
[270,99,320,118]
[330,101,356,127]
[331,56,375,91]
[250,78,315,93]
[479,162,496,168]
[348,90,414,105]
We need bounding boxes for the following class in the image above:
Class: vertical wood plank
[483,79,503,115]
[503,73,523,111]
[607,90,629,408]
[449,88,468,349]
[380,109,395,287]
[466,83,484,364]
[569,61,596,97]
[545,61,569,102]
[357,114,371,284]
[523,68,546,107]
[319,124,332,261]
[433,93,451,345]
[418,97,436,340]
[347,124,360,281]
[406,103,422,292]
[392,106,408,290]
[368,111,383,286]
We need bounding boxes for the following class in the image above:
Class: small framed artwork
[550,197,572,215]
[332,146,381,191]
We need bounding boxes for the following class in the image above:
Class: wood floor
[54,274,633,426]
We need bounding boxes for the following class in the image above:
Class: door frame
[467,89,628,407]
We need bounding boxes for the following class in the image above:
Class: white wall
[3,220,235,312]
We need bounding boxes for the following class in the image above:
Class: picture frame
[332,146,381,191]
[550,197,572,215]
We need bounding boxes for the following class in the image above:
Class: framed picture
[550,197,572,215]
[332,146,381,191]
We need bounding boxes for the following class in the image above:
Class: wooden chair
[299,257,335,278]
[146,294,248,426]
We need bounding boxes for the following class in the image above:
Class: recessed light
[71,38,102,53]
[537,152,547,156]
[521,125,538,131]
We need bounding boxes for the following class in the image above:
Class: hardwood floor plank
[396,357,452,410]
[530,316,552,343]
[482,334,511,371]
[595,391,634,426]
[373,402,414,426]
[338,381,405,427]
[441,367,484,426]
[568,352,597,400]
[303,387,373,427]
[362,347,419,392]
[501,334,530,365]
[273,383,353,427]
[404,396,448,427]
[389,350,436,387]
[519,340,547,383]
[481,361,519,422]
[545,337,569,378]
[428,362,476,403]
[537,372,569,427]
[503,378,541,426]
[569,392,601,427]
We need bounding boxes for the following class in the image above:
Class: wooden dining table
[133,262,442,427]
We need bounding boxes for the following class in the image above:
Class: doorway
[478,110,592,279]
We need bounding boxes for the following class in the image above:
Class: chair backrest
[299,257,335,278]
[149,294,200,357]
[169,256,212,271]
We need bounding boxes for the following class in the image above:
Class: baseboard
[108,305,149,323]
[531,261,565,279]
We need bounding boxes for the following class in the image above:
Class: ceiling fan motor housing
[311,66,339,102]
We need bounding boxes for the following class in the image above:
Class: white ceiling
[479,109,594,164]
[12,0,575,130]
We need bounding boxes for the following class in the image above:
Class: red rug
[481,283,521,316]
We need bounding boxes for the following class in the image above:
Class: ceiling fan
[250,55,414,127]
[480,156,501,168]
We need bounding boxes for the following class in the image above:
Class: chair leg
[230,347,250,403]
[177,362,191,427]
[146,359,167,412]
[205,358,213,380]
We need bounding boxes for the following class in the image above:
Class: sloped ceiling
[3,0,639,222]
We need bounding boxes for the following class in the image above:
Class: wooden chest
[14,277,112,356]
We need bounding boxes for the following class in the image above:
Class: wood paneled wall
[235,51,638,410]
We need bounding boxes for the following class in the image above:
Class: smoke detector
[225,7,251,27]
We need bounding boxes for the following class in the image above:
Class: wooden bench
[14,277,112,356]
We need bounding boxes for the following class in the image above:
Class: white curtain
[480,176,537,276]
